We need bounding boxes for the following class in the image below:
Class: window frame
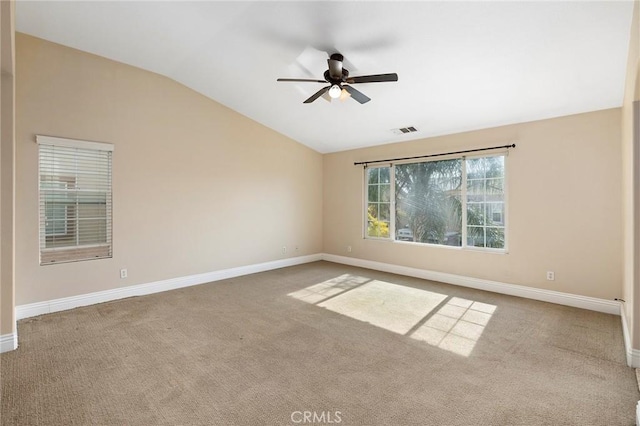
[363,152,508,253]
[37,135,114,265]
[363,164,395,240]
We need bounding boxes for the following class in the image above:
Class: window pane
[486,178,504,195]
[467,226,485,247]
[367,221,378,238]
[466,179,485,202]
[485,156,505,178]
[486,202,504,226]
[368,203,378,218]
[444,232,461,247]
[77,219,108,244]
[379,203,390,221]
[45,205,68,236]
[396,227,414,241]
[466,158,486,180]
[380,185,390,202]
[395,159,462,246]
[46,218,67,238]
[367,220,389,238]
[467,203,485,226]
[48,234,76,248]
[487,227,505,249]
[367,168,379,184]
[367,200,390,238]
[78,203,107,220]
[368,185,378,202]
[379,167,390,183]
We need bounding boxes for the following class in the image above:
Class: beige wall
[622,0,640,348]
[324,109,622,300]
[10,23,633,326]
[1,0,16,336]
[15,34,323,305]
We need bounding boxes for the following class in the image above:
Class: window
[364,153,506,251]
[366,167,391,238]
[466,156,505,248]
[38,136,114,264]
[395,159,462,246]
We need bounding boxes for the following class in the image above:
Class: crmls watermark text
[290,410,342,424]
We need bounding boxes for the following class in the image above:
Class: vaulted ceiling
[16,1,635,153]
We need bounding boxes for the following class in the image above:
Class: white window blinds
[37,136,114,265]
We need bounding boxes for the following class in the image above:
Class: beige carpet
[1,261,638,425]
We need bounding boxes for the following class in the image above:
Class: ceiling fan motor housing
[327,53,349,82]
[323,69,349,85]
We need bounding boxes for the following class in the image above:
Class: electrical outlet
[546,271,555,281]
[295,246,299,253]
[282,246,287,254]
[120,268,128,279]
[347,245,352,253]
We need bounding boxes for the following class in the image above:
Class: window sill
[364,237,508,254]
[40,244,111,265]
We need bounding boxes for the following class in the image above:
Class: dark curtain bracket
[354,143,516,167]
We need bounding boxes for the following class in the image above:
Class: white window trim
[363,151,508,253]
[363,164,394,240]
[36,135,114,152]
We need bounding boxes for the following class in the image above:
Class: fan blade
[304,86,331,103]
[328,53,344,80]
[343,85,371,104]
[346,73,398,84]
[277,78,327,83]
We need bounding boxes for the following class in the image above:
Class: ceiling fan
[277,53,398,104]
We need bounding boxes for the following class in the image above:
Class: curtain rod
[353,143,516,166]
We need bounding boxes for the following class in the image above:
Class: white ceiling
[16,1,634,153]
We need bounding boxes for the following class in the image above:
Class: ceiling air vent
[391,126,418,135]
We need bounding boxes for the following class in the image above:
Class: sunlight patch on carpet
[317,280,448,335]
[410,297,496,357]
[288,274,371,304]
[289,276,496,357]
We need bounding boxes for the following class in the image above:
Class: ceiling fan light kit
[277,53,398,104]
[328,84,342,99]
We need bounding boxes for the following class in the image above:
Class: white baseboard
[14,252,621,322]
[629,348,640,370]
[621,304,640,368]
[621,303,633,366]
[322,254,621,315]
[17,254,323,320]
[0,332,17,353]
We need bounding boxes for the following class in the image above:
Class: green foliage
[367,206,389,238]
[395,160,462,245]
